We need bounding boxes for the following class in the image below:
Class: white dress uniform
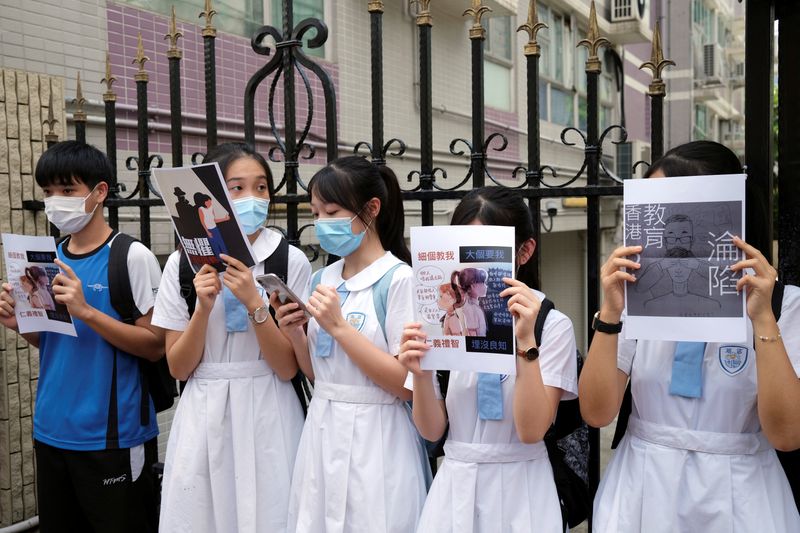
[416,290,579,533]
[287,252,428,533]
[593,284,800,533]
[153,229,311,533]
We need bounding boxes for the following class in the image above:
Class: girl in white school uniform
[275,156,428,533]
[398,187,579,533]
[153,143,310,533]
[580,141,800,533]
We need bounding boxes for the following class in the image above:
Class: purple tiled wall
[106,2,337,164]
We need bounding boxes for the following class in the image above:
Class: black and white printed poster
[623,174,747,342]
[152,163,256,273]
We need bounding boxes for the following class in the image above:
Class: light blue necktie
[223,286,249,332]
[669,341,707,398]
[477,373,503,420]
[315,282,350,358]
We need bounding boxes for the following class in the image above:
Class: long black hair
[644,140,741,178]
[308,156,411,264]
[203,142,275,198]
[450,186,538,287]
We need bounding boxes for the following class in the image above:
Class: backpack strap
[108,233,141,325]
[263,236,289,282]
[178,249,197,317]
[534,298,555,348]
[106,233,154,426]
[772,280,784,322]
[372,263,404,344]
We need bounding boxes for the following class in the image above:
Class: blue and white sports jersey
[34,233,162,451]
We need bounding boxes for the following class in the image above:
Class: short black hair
[35,140,114,190]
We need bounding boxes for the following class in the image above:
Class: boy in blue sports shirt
[0,141,164,532]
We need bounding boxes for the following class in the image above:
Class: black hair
[35,140,114,190]
[308,156,411,264]
[203,142,275,198]
[451,268,488,297]
[194,192,211,207]
[450,186,538,287]
[644,140,741,178]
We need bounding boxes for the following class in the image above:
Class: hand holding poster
[411,225,516,375]
[2,234,77,336]
[152,163,257,272]
[623,174,746,342]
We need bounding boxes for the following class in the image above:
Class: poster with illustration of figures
[623,174,747,342]
[2,234,76,336]
[411,225,516,375]
[152,163,256,273]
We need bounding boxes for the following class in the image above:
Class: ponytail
[308,156,411,264]
[376,165,410,264]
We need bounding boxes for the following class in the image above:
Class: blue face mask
[314,214,367,257]
[233,196,270,235]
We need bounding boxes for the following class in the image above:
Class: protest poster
[152,163,256,272]
[623,174,747,342]
[2,234,76,336]
[411,225,516,375]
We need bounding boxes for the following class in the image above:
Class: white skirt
[159,361,304,533]
[416,440,563,533]
[287,381,428,533]
[593,417,800,533]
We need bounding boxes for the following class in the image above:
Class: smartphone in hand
[256,273,310,318]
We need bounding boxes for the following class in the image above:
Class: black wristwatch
[592,311,623,334]
[516,345,540,362]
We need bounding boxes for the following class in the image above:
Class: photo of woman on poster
[194,192,230,259]
[438,283,465,336]
[451,268,488,336]
[20,266,56,311]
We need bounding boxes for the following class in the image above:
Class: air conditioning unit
[611,0,648,22]
[703,43,724,79]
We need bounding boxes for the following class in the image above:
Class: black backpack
[429,298,590,531]
[99,232,178,425]
[611,280,798,510]
[177,236,312,416]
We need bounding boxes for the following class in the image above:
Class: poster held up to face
[411,225,516,375]
[152,163,256,273]
[2,234,77,336]
[623,174,747,342]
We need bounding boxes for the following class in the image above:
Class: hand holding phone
[256,273,310,318]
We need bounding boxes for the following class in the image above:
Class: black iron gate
[24,0,800,529]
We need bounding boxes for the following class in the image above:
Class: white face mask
[43,189,99,234]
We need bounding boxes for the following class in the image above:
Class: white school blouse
[593,284,800,533]
[153,229,311,533]
[416,289,579,533]
[287,252,429,533]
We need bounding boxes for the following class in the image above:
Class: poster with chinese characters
[411,225,516,375]
[2,234,76,336]
[152,163,256,272]
[623,174,747,342]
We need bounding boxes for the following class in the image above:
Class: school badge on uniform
[346,312,366,332]
[719,345,748,376]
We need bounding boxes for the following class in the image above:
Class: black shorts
[34,439,158,533]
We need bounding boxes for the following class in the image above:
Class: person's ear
[516,238,537,266]
[94,181,109,203]
[365,197,381,222]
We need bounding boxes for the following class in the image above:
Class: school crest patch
[346,312,367,332]
[719,345,748,376]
